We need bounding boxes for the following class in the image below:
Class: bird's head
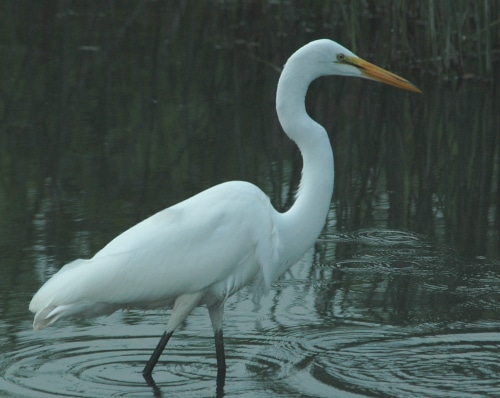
[287,39,421,93]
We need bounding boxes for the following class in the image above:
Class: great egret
[29,39,420,381]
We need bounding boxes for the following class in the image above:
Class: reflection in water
[2,231,499,397]
[0,2,498,263]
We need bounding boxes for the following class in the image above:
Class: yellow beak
[346,56,422,93]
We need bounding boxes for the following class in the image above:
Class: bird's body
[31,181,279,329]
[29,39,420,381]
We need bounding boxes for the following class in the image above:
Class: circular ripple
[321,229,423,247]
[1,314,234,397]
[312,327,500,398]
[231,323,500,397]
[4,287,499,397]
[2,309,321,398]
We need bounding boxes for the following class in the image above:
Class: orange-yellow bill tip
[349,57,422,94]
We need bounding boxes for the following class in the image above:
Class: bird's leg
[214,332,225,398]
[208,303,226,396]
[143,292,204,382]
[143,330,173,380]
[214,328,226,379]
[208,303,226,373]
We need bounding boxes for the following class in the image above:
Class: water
[2,230,499,397]
[1,2,499,397]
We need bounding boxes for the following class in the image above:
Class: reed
[0,0,497,258]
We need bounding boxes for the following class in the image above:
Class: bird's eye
[336,53,346,62]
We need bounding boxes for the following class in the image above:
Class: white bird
[29,39,420,381]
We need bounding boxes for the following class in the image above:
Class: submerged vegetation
[0,0,498,259]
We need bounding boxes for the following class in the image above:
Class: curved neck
[274,64,334,267]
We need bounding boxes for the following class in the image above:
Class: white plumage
[30,181,279,329]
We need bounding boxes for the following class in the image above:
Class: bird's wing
[30,181,280,319]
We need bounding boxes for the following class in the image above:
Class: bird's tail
[31,301,119,331]
[29,258,121,330]
[32,305,61,330]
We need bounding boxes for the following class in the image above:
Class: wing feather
[30,181,281,327]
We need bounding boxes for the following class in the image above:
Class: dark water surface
[1,2,499,397]
[2,229,499,397]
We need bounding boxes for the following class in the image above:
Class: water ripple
[1,314,232,397]
[324,328,500,397]
[3,235,500,398]
[275,323,500,398]
[321,229,423,247]
[2,315,499,398]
